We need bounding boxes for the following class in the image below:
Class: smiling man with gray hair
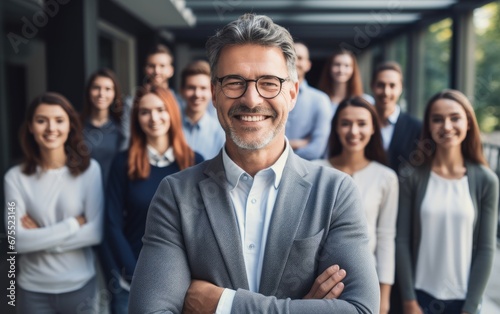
[129,13,379,314]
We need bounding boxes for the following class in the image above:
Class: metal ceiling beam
[196,13,420,24]
[186,0,457,10]
[111,0,196,27]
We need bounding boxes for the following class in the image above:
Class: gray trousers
[18,277,97,314]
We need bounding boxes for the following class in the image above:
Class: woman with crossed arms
[4,92,103,313]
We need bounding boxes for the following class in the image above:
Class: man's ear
[288,81,299,111]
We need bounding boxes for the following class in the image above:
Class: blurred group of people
[289,41,497,314]
[4,44,217,313]
[3,13,498,314]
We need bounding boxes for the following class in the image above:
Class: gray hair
[206,13,298,83]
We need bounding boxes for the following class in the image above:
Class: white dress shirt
[215,141,290,313]
[147,145,175,167]
[380,105,400,150]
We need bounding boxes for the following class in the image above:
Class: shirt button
[242,175,248,181]
[251,198,257,204]
[248,243,255,250]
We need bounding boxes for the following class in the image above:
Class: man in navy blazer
[371,61,422,176]
[129,13,379,314]
[371,61,422,314]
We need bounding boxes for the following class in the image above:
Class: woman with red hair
[104,86,203,312]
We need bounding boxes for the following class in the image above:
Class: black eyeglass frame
[216,75,290,99]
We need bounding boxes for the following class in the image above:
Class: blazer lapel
[259,153,312,295]
[200,155,249,290]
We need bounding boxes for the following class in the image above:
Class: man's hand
[21,214,40,229]
[183,279,224,314]
[303,265,346,299]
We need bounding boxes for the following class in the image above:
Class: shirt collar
[387,105,401,125]
[299,79,309,93]
[147,145,175,167]
[183,111,210,129]
[222,139,290,190]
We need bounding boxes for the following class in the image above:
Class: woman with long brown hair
[104,86,203,312]
[82,68,127,187]
[318,49,373,115]
[315,96,398,314]
[4,92,103,313]
[396,89,498,314]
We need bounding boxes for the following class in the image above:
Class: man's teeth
[240,115,265,122]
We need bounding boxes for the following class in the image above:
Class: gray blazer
[129,150,380,313]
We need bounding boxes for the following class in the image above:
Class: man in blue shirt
[285,42,332,160]
[180,60,225,159]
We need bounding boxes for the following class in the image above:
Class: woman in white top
[396,89,498,314]
[315,96,398,314]
[4,92,104,314]
[317,49,374,115]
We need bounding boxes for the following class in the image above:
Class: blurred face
[138,93,171,142]
[182,74,212,116]
[90,76,115,112]
[29,104,70,152]
[294,43,311,81]
[429,98,468,149]
[212,44,298,151]
[372,70,403,114]
[331,54,354,84]
[145,53,174,88]
[336,106,374,154]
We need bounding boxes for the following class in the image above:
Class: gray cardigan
[396,161,499,314]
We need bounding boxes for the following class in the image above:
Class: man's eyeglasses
[216,75,289,99]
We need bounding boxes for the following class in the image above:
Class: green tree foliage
[424,19,452,103]
[475,1,500,132]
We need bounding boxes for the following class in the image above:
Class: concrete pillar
[406,29,426,118]
[451,9,475,100]
[357,49,373,94]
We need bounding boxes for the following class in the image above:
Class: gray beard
[227,122,284,150]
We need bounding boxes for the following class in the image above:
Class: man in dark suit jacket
[371,61,422,314]
[371,61,422,178]
[129,13,379,314]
